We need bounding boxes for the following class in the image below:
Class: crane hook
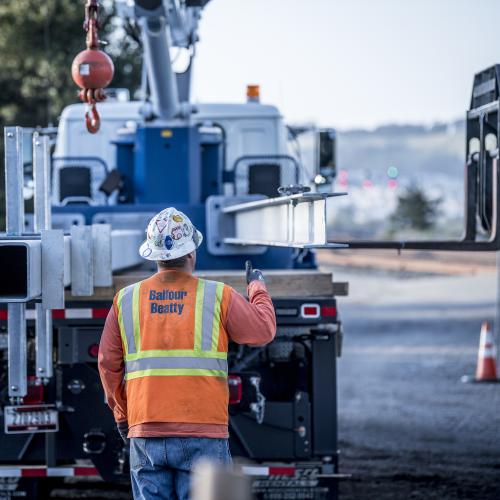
[85,104,100,134]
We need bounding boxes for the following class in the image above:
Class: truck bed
[65,269,348,301]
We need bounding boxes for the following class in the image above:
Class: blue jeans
[129,437,232,500]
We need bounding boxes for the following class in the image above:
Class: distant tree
[0,0,142,228]
[390,184,442,231]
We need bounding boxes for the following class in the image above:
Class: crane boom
[116,0,210,119]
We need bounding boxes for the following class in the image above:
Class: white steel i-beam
[4,127,27,401]
[222,193,347,248]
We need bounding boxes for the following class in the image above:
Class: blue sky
[192,0,500,129]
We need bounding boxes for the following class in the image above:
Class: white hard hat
[139,207,203,261]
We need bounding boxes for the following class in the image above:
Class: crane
[71,0,210,132]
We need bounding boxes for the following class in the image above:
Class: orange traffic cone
[475,322,499,382]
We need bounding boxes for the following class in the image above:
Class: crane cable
[83,0,102,133]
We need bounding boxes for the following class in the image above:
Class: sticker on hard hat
[155,219,168,233]
[171,226,183,240]
[164,236,174,250]
[172,214,183,222]
[152,233,164,247]
[141,247,152,258]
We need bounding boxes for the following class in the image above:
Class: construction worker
[98,207,276,500]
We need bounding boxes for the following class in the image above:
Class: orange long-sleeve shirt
[98,273,276,438]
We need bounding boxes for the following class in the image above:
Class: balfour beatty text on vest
[149,289,187,315]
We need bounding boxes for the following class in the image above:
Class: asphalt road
[330,268,500,500]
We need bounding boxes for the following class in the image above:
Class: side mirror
[316,128,336,190]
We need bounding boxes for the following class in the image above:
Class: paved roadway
[329,267,500,500]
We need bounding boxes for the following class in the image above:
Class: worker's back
[99,207,276,500]
[115,270,231,427]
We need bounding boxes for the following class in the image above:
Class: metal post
[33,133,51,232]
[5,127,24,235]
[4,127,27,402]
[7,305,27,403]
[33,133,53,382]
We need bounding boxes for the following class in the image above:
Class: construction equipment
[333,64,500,251]
[1,1,500,499]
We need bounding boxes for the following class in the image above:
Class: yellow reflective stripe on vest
[116,287,128,354]
[132,282,141,353]
[125,356,228,374]
[200,280,224,351]
[193,279,205,351]
[125,368,227,381]
[125,349,227,362]
[194,279,225,352]
[211,283,224,351]
[117,282,142,356]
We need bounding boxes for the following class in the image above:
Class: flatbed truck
[0,269,346,500]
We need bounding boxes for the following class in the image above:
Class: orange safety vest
[114,271,231,427]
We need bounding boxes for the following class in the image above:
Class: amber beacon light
[246,84,261,103]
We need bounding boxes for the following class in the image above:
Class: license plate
[4,405,58,434]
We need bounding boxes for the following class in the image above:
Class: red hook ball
[71,49,114,90]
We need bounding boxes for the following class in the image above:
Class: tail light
[228,375,242,405]
[300,304,320,319]
[321,306,337,317]
[88,343,99,359]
